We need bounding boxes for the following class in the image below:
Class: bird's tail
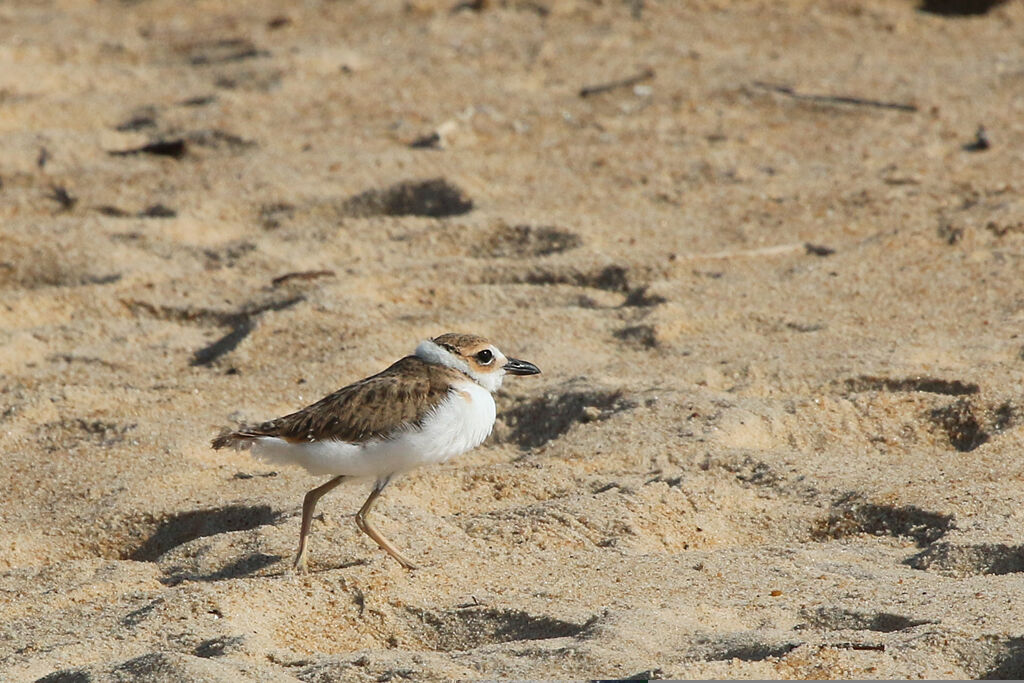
[211,429,261,451]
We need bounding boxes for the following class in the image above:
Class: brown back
[242,356,464,443]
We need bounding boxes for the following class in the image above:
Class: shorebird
[212,333,541,572]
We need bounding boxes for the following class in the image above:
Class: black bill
[504,357,541,376]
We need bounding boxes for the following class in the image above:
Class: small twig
[963,124,990,152]
[48,185,77,212]
[828,641,886,652]
[47,353,120,369]
[451,0,488,11]
[455,596,483,609]
[409,132,441,149]
[684,242,808,261]
[233,471,278,479]
[752,81,917,112]
[109,138,188,159]
[271,270,336,287]
[804,243,836,257]
[580,68,654,98]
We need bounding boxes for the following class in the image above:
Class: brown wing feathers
[211,356,460,449]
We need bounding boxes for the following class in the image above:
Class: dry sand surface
[3,0,1024,679]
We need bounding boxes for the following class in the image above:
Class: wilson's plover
[212,333,541,571]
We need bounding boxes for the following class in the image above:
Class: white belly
[249,382,496,478]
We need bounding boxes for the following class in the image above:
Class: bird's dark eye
[475,349,493,364]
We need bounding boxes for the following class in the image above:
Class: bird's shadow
[161,551,283,586]
[126,504,278,562]
[161,553,373,585]
[128,503,377,584]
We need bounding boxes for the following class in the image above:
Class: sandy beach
[3,0,1024,679]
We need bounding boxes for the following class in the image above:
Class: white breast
[249,381,496,478]
[410,380,496,464]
